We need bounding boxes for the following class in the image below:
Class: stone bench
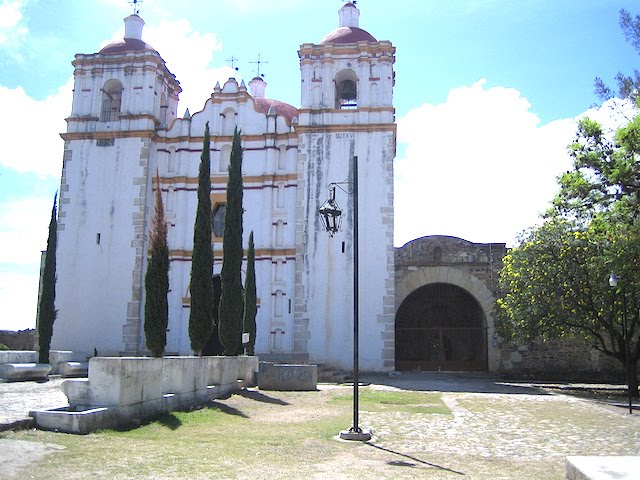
[258,362,317,391]
[0,363,52,381]
[57,361,89,378]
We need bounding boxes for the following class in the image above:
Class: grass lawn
[2,384,639,479]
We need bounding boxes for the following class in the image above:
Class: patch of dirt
[0,438,65,477]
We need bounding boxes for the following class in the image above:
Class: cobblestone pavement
[357,373,640,465]
[0,378,68,430]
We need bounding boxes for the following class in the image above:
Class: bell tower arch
[295,2,397,370]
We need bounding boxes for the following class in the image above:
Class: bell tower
[52,14,181,356]
[295,2,396,370]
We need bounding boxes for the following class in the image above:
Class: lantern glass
[318,190,342,236]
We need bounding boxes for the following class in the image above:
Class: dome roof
[254,98,299,123]
[99,38,156,55]
[320,26,377,45]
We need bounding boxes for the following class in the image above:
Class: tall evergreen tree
[243,231,257,356]
[219,127,244,355]
[38,194,58,364]
[144,173,170,357]
[189,122,214,356]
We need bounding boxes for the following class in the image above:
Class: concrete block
[258,362,317,391]
[30,406,123,435]
[58,362,89,378]
[87,357,164,407]
[566,456,640,480]
[0,363,51,381]
[0,351,38,364]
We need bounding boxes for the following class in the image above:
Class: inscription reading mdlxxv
[335,133,355,139]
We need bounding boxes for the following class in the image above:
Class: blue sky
[0,0,637,331]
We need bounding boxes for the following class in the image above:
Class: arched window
[212,204,226,237]
[335,69,358,110]
[100,79,123,122]
[277,145,287,171]
[275,220,284,246]
[222,108,236,135]
[220,145,231,173]
[274,290,284,317]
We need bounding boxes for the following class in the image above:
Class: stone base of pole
[339,428,372,441]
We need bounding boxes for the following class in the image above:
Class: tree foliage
[497,111,640,397]
[144,173,170,357]
[243,231,257,356]
[219,128,244,356]
[595,9,640,102]
[189,122,214,356]
[38,194,58,364]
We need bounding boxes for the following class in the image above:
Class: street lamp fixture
[609,273,634,414]
[318,156,372,441]
[317,186,342,236]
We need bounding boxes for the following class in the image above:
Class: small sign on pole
[242,333,250,344]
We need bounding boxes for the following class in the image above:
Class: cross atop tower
[250,54,269,78]
[227,56,240,72]
[129,0,142,15]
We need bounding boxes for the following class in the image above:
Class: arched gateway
[394,236,507,372]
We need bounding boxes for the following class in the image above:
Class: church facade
[51,3,397,371]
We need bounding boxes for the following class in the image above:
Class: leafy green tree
[595,9,640,102]
[243,231,257,356]
[219,128,244,356]
[144,173,170,357]
[498,113,640,397]
[189,122,214,356]
[38,194,58,364]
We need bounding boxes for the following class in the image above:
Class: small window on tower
[212,204,226,238]
[100,79,124,122]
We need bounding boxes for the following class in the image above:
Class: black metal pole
[622,288,633,414]
[352,154,360,432]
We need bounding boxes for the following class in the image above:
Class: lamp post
[317,155,371,441]
[609,273,633,414]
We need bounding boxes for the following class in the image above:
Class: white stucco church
[51,3,397,371]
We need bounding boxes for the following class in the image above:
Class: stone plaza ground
[1,372,639,479]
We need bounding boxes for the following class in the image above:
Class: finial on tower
[339,1,360,28]
[129,0,142,15]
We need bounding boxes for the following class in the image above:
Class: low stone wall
[32,355,259,433]
[499,338,625,381]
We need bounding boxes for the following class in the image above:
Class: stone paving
[0,378,68,430]
[1,372,639,478]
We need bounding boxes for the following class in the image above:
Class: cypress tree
[189,122,214,356]
[243,231,257,356]
[219,127,244,355]
[144,173,170,357]
[38,194,58,364]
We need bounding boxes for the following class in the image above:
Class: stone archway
[395,266,499,371]
[396,282,487,371]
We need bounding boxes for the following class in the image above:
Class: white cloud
[0,195,52,331]
[0,0,28,57]
[0,78,71,177]
[0,270,40,331]
[394,79,578,247]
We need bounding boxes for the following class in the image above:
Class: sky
[0,0,637,331]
